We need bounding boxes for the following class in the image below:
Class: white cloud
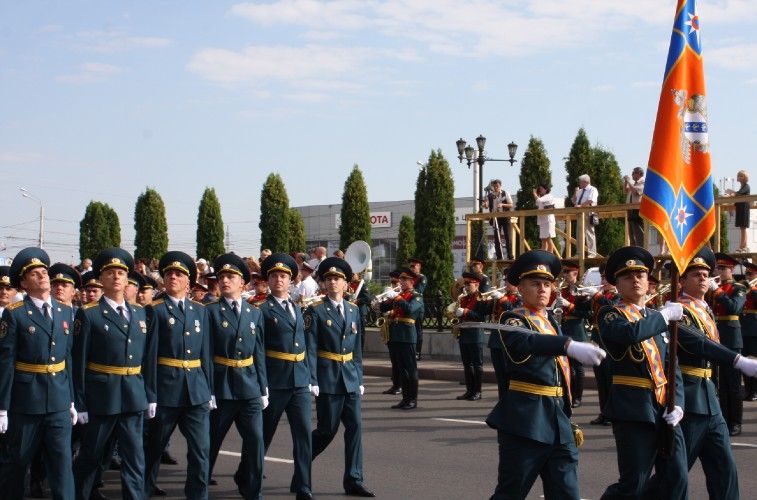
[708,43,757,70]
[55,62,125,84]
[229,0,373,29]
[75,30,172,53]
[0,152,44,165]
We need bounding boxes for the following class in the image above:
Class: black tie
[178,300,185,313]
[232,301,239,317]
[42,303,53,329]
[336,303,343,318]
[117,306,126,318]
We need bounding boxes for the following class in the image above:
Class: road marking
[433,417,486,425]
[731,442,757,449]
[219,450,294,464]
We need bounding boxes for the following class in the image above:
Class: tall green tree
[259,173,290,252]
[515,136,552,249]
[339,165,371,250]
[79,201,120,260]
[134,187,168,260]
[414,150,455,300]
[590,146,625,256]
[712,187,729,251]
[396,215,416,267]
[288,208,306,253]
[196,187,225,261]
[564,128,592,207]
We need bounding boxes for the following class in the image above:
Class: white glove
[489,291,504,300]
[359,385,365,396]
[0,410,7,433]
[708,279,719,291]
[385,289,398,299]
[78,412,89,425]
[261,387,269,409]
[566,341,607,366]
[735,355,757,378]
[209,395,217,410]
[454,307,465,318]
[662,405,684,427]
[69,403,78,426]
[659,301,683,323]
[310,385,320,397]
[147,403,157,419]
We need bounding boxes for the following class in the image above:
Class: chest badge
[326,319,332,327]
[104,324,109,332]
[139,320,147,333]
[168,317,175,325]
[63,320,69,335]
[194,319,201,333]
[28,325,36,334]
[352,322,357,333]
[661,332,669,344]
[222,320,229,328]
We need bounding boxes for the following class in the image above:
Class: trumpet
[645,283,671,303]
[371,285,401,309]
[480,286,508,298]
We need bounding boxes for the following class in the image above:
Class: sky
[1,0,755,263]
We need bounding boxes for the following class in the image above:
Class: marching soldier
[408,258,426,360]
[554,261,592,407]
[740,260,757,401]
[144,251,213,499]
[597,246,687,499]
[72,248,155,500]
[484,279,520,398]
[674,246,757,500]
[380,270,403,396]
[207,253,268,499]
[452,271,487,401]
[306,257,375,497]
[468,259,491,293]
[0,248,77,500]
[589,264,620,426]
[485,250,605,500]
[379,268,423,410]
[712,252,747,435]
[237,253,316,500]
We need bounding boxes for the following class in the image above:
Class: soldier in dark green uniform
[452,271,487,401]
[711,253,747,435]
[673,246,757,500]
[206,253,268,499]
[380,271,402,396]
[0,248,77,500]
[379,268,424,410]
[144,251,213,500]
[408,258,426,360]
[469,259,491,293]
[81,271,104,304]
[481,280,520,399]
[306,257,375,497]
[741,260,757,401]
[485,250,606,500]
[0,266,15,316]
[597,246,688,500]
[589,264,620,426]
[72,248,155,500]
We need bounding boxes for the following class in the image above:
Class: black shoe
[730,424,742,436]
[28,481,45,498]
[96,480,104,488]
[345,484,376,497]
[160,450,179,465]
[456,392,471,400]
[401,400,417,410]
[416,354,422,361]
[590,414,605,425]
[109,455,122,471]
[466,392,482,401]
[391,399,409,409]
[382,387,401,395]
[90,489,111,500]
[296,493,315,500]
[151,486,167,497]
[233,470,249,498]
[572,399,582,408]
[209,478,218,486]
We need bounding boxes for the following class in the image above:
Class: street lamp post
[455,135,518,213]
[19,187,44,247]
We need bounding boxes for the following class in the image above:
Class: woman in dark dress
[728,170,751,252]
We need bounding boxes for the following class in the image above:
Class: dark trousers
[742,337,757,397]
[460,342,484,369]
[415,321,424,356]
[681,412,738,500]
[601,420,687,500]
[490,348,509,399]
[209,398,264,500]
[571,361,584,402]
[74,412,144,500]
[387,341,401,389]
[312,392,364,490]
[396,342,418,401]
[496,218,514,259]
[718,352,743,428]
[594,357,611,415]
[145,403,210,500]
[628,211,644,247]
[0,410,73,500]
[490,431,578,500]
[263,387,312,495]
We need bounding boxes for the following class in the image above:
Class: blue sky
[1,1,755,263]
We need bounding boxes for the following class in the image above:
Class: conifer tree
[339,165,371,249]
[134,188,168,260]
[413,164,429,262]
[590,146,625,256]
[515,136,552,249]
[288,208,306,253]
[396,215,416,268]
[196,187,225,261]
[104,205,121,248]
[564,128,592,207]
[259,173,290,252]
[80,201,120,260]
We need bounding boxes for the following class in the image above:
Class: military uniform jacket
[484,294,522,349]
[712,281,747,349]
[414,274,427,295]
[72,298,152,415]
[379,291,423,344]
[145,297,212,407]
[0,297,74,414]
[258,294,316,390]
[739,284,757,338]
[458,293,487,344]
[305,299,363,394]
[560,288,591,342]
[598,304,684,424]
[485,309,573,445]
[207,299,267,400]
[677,301,738,416]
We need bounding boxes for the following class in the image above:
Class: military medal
[169,317,175,325]
[661,332,669,344]
[195,319,201,333]
[139,320,147,333]
[250,322,255,330]
[63,321,69,335]
[352,322,357,333]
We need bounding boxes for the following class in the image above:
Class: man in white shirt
[298,262,320,305]
[624,167,646,247]
[573,174,600,257]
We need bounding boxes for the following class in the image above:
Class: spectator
[259,248,272,262]
[307,246,327,270]
[533,184,558,254]
[727,170,751,252]
[333,249,345,258]
[482,179,514,259]
[573,174,599,257]
[624,167,645,247]
[79,258,93,274]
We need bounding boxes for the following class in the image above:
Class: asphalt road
[98,375,757,499]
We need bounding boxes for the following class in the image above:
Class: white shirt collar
[29,295,52,310]
[328,297,344,310]
[103,295,127,312]
[224,297,241,309]
[166,295,184,308]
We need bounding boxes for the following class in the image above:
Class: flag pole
[660,264,680,457]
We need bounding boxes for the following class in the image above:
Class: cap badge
[111,258,121,264]
[56,273,64,279]
[330,267,337,273]
[31,258,41,264]
[536,264,547,272]
[693,257,704,264]
[223,264,231,269]
[625,259,636,267]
